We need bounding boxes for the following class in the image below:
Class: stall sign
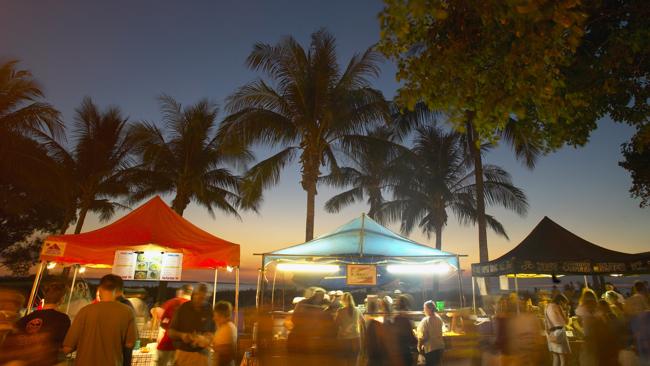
[41,241,66,257]
[346,264,377,286]
[112,250,183,281]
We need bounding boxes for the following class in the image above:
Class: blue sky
[2,0,648,282]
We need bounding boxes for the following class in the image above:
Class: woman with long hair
[335,293,363,366]
[545,294,571,366]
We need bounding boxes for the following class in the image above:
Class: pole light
[386,263,450,275]
[276,263,340,273]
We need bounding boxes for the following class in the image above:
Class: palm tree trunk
[466,116,491,291]
[74,205,89,234]
[172,191,190,216]
[435,227,442,250]
[433,227,443,296]
[305,181,316,241]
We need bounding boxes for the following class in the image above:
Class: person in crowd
[335,292,363,366]
[364,296,387,366]
[168,283,215,366]
[0,287,23,347]
[544,294,571,366]
[288,287,335,354]
[604,290,625,319]
[417,300,444,366]
[601,282,625,304]
[62,274,137,366]
[576,289,608,366]
[212,301,237,366]
[385,295,417,366]
[157,284,193,366]
[16,278,71,365]
[624,281,649,317]
[630,310,650,366]
[127,288,150,322]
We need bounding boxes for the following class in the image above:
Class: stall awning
[471,216,650,276]
[41,196,240,268]
[263,214,460,267]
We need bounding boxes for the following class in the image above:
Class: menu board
[346,264,377,286]
[112,250,182,281]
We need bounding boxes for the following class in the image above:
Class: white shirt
[417,314,444,353]
[545,303,567,328]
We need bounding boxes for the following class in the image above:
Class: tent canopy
[263,214,460,268]
[41,196,240,269]
[471,216,650,276]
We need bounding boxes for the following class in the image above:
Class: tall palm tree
[0,60,63,141]
[44,97,135,234]
[381,126,529,250]
[218,29,388,241]
[129,95,252,217]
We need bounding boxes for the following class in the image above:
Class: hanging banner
[113,250,182,281]
[499,275,509,291]
[346,264,377,286]
[41,241,66,257]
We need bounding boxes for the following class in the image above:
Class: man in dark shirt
[157,284,193,366]
[169,283,215,366]
[17,278,71,365]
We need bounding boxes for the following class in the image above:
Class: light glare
[276,263,340,273]
[46,262,57,269]
[78,266,86,274]
[386,263,450,275]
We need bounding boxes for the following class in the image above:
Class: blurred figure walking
[417,300,444,366]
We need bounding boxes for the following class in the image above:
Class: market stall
[247,214,468,363]
[29,195,242,337]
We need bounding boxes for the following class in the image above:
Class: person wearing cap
[16,278,71,365]
[157,284,193,366]
[168,283,215,366]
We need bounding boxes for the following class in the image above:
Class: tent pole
[472,276,477,314]
[583,275,589,288]
[282,271,286,312]
[255,269,262,309]
[65,264,79,315]
[26,261,46,314]
[270,267,278,311]
[456,256,464,308]
[234,267,240,327]
[212,267,218,309]
[514,273,520,314]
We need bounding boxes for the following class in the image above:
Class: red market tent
[29,196,241,316]
[41,195,240,268]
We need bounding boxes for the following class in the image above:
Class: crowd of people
[262,287,446,366]
[0,275,238,366]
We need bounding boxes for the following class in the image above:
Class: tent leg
[65,265,79,315]
[583,275,589,288]
[270,268,278,311]
[472,276,477,314]
[514,274,520,314]
[234,267,240,327]
[212,267,219,309]
[456,256,464,308]
[255,269,262,309]
[26,261,46,314]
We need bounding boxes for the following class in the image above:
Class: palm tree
[0,60,63,141]
[381,126,529,250]
[44,97,135,234]
[320,127,398,220]
[218,29,388,241]
[129,95,252,217]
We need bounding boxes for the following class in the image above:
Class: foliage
[619,126,650,207]
[130,95,252,217]
[380,126,528,248]
[44,97,135,233]
[379,0,649,148]
[1,238,43,276]
[219,29,389,240]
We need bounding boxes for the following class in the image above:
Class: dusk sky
[2,0,648,284]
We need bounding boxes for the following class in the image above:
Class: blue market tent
[263,214,461,266]
[257,214,465,295]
